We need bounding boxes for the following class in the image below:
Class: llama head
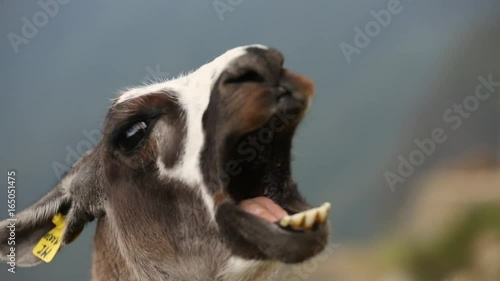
[0,45,330,271]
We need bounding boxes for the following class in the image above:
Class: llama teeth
[303,209,319,229]
[279,215,291,227]
[317,202,331,224]
[278,202,331,230]
[290,212,306,229]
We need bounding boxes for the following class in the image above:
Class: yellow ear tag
[32,213,66,263]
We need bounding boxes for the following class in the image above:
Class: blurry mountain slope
[374,19,500,235]
[307,161,500,281]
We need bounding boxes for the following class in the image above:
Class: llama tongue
[238,196,288,223]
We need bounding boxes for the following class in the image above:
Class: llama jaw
[216,198,330,263]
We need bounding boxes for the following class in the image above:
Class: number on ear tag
[32,213,66,263]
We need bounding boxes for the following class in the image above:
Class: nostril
[277,85,292,99]
[225,70,265,84]
[277,86,291,96]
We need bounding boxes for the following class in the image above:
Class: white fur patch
[115,45,269,220]
[219,257,279,281]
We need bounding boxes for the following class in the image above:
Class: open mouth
[225,121,331,232]
[216,98,331,263]
[239,197,331,230]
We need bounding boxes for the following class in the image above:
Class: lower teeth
[279,202,331,230]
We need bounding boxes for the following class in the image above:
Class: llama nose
[225,47,314,103]
[280,69,315,100]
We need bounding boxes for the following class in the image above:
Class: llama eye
[118,121,148,152]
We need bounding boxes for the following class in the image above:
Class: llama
[0,45,331,281]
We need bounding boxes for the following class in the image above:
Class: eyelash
[117,120,151,152]
[126,122,147,138]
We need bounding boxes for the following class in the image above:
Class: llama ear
[0,150,102,267]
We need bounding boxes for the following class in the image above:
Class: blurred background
[1,1,499,280]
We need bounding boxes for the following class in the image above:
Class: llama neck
[91,216,279,281]
[92,217,134,281]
